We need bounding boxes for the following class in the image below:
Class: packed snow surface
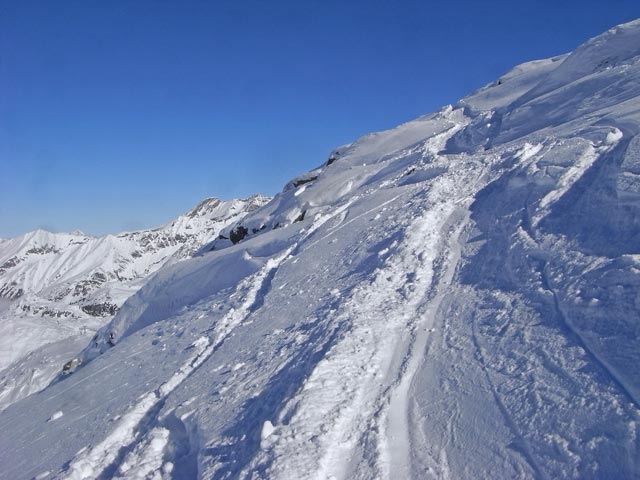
[2,19,640,479]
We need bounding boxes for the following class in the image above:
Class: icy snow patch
[605,128,624,145]
[114,427,170,479]
[261,420,277,449]
[515,142,544,162]
[48,411,63,422]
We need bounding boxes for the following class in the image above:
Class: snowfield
[1,19,640,479]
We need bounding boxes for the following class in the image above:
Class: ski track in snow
[114,427,171,479]
[247,153,486,480]
[60,196,369,479]
[467,303,548,480]
[61,337,212,480]
[380,203,469,479]
[61,250,293,479]
[0,196,271,411]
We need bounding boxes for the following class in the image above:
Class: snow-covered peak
[460,55,567,112]
[457,18,640,148]
[0,195,270,305]
[209,20,640,251]
[180,196,266,220]
[184,197,223,218]
[520,19,640,103]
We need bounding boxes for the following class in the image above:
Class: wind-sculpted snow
[1,19,640,480]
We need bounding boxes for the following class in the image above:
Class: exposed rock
[294,210,306,223]
[229,226,249,244]
[73,279,103,297]
[25,245,60,255]
[186,197,222,218]
[20,304,74,318]
[81,303,119,317]
[292,175,318,188]
[62,358,82,374]
[284,172,321,191]
[0,281,24,299]
[0,256,22,272]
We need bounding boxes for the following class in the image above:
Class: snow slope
[0,195,269,409]
[1,19,640,480]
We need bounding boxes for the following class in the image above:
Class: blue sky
[1,0,639,237]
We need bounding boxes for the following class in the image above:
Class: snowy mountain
[2,19,640,479]
[0,195,270,407]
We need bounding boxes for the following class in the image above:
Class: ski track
[44,117,634,480]
[59,197,368,479]
[541,261,640,411]
[113,427,171,479]
[468,307,548,480]
[60,337,211,480]
[249,155,485,480]
[60,249,294,479]
[528,129,640,410]
[533,130,621,225]
[379,202,469,479]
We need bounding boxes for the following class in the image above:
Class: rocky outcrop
[229,226,249,244]
[81,303,119,317]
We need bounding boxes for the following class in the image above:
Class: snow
[114,427,170,479]
[461,55,567,113]
[1,18,640,480]
[514,142,544,161]
[261,420,275,441]
[48,410,63,422]
[63,335,213,480]
[0,195,269,410]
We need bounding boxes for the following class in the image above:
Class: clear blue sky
[1,1,638,237]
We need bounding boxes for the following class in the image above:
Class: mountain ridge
[0,194,270,410]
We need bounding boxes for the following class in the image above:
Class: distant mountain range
[0,194,269,406]
[0,194,270,318]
